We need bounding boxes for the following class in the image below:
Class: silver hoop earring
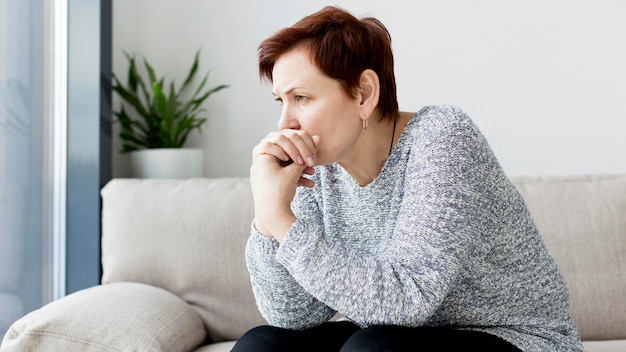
[362,119,368,129]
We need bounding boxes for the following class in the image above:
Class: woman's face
[272,47,363,166]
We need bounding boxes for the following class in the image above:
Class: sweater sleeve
[245,196,337,329]
[275,106,504,327]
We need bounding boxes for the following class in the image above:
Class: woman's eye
[275,97,283,105]
[295,95,307,102]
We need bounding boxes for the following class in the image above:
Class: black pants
[231,321,523,352]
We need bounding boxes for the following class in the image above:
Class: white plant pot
[129,148,203,179]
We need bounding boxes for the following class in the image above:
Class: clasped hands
[250,129,321,242]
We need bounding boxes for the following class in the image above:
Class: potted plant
[112,49,228,178]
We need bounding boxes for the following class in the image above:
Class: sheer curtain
[0,0,67,337]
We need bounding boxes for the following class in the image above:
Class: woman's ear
[358,69,380,120]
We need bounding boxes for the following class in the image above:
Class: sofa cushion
[100,178,265,343]
[0,282,206,352]
[582,340,626,352]
[194,341,237,352]
[512,175,626,341]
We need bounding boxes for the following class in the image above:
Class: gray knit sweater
[245,105,584,351]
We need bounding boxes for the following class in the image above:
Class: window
[0,0,110,337]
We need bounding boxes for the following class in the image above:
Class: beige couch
[2,175,625,351]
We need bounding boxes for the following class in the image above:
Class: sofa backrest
[100,178,265,343]
[100,175,626,343]
[511,174,626,341]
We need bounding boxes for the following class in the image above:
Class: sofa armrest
[1,282,206,352]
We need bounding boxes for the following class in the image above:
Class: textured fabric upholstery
[194,341,237,352]
[0,282,206,352]
[2,176,624,351]
[512,175,626,341]
[100,178,265,342]
[582,340,626,352]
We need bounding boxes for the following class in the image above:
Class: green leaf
[180,49,201,93]
[124,52,139,93]
[152,82,168,115]
[122,145,137,152]
[111,48,228,152]
[143,57,158,85]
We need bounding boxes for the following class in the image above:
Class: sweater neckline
[337,112,419,190]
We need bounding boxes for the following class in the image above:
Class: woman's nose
[277,106,299,130]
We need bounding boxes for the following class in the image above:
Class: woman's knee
[340,325,396,352]
[231,325,296,352]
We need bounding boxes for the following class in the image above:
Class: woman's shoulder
[412,105,473,130]
[401,105,478,143]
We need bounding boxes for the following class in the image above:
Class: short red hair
[258,6,399,121]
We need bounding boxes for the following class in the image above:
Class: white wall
[112,0,626,178]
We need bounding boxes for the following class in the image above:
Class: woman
[234,6,583,352]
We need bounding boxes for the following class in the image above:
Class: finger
[312,135,321,148]
[278,130,317,166]
[258,130,318,166]
[297,166,315,188]
[279,158,294,167]
[252,139,290,163]
[297,175,315,188]
[256,131,298,163]
[269,133,306,165]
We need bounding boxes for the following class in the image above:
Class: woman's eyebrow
[272,86,304,97]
